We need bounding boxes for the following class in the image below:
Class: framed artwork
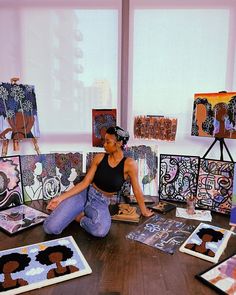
[0,204,48,235]
[196,158,234,214]
[0,155,24,210]
[0,236,92,294]
[92,109,116,147]
[191,92,236,139]
[196,253,236,295]
[179,223,232,263]
[159,154,200,202]
[0,82,40,140]
[230,164,236,226]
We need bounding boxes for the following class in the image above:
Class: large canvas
[179,223,232,263]
[92,109,116,147]
[191,92,236,139]
[126,214,195,254]
[0,236,92,294]
[0,82,40,140]
[0,156,23,210]
[230,164,236,227]
[0,204,48,235]
[196,253,236,295]
[196,158,234,214]
[159,154,200,202]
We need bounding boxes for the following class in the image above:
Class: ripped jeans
[43,185,114,237]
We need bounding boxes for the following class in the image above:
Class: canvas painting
[0,82,40,140]
[191,92,236,139]
[179,223,232,263]
[0,204,48,235]
[230,164,236,227]
[126,214,195,254]
[0,236,92,294]
[159,154,200,202]
[148,201,176,214]
[196,158,234,214]
[92,109,116,147]
[0,156,24,210]
[196,253,236,294]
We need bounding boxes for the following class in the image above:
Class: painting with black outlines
[230,164,236,226]
[0,82,40,140]
[0,236,92,294]
[126,214,195,254]
[0,204,48,235]
[0,155,23,210]
[196,158,234,214]
[159,154,200,202]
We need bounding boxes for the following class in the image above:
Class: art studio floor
[0,200,235,295]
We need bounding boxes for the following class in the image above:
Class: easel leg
[32,138,40,155]
[1,140,9,156]
[13,139,20,152]
[203,138,217,159]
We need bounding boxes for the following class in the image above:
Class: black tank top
[93,154,126,193]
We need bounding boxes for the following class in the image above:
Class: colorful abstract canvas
[0,236,92,294]
[0,82,40,140]
[0,156,23,210]
[159,154,200,202]
[191,92,236,139]
[196,159,234,214]
[179,223,232,263]
[92,109,116,147]
[0,204,48,235]
[126,214,195,254]
[196,253,236,294]
[230,164,236,227]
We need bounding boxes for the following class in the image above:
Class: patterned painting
[127,214,195,254]
[85,152,101,172]
[0,155,24,210]
[0,204,48,235]
[92,109,116,147]
[0,82,40,140]
[0,236,92,294]
[196,159,234,214]
[230,164,236,226]
[191,92,236,139]
[159,154,200,202]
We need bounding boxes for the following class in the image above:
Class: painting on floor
[92,109,116,147]
[0,155,24,210]
[0,82,40,140]
[159,154,200,202]
[196,159,234,214]
[0,236,92,294]
[191,92,236,139]
[0,204,48,235]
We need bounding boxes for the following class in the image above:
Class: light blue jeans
[43,185,113,237]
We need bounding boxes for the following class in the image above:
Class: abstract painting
[0,155,23,210]
[0,82,40,140]
[179,223,232,263]
[191,92,236,139]
[196,158,234,214]
[196,253,236,294]
[159,154,200,202]
[126,214,195,254]
[92,109,116,147]
[230,164,236,227]
[0,204,48,235]
[0,236,92,294]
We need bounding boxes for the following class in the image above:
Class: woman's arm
[126,158,153,217]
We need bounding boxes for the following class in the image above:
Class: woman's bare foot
[75,212,85,223]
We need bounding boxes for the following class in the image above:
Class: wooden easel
[1,77,40,156]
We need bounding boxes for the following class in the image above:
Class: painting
[0,236,92,294]
[126,214,195,254]
[85,152,101,172]
[196,158,234,214]
[0,82,40,140]
[179,223,232,263]
[92,109,116,147]
[159,154,200,202]
[191,92,236,139]
[0,204,48,235]
[230,164,236,227]
[148,201,176,214]
[0,155,23,210]
[196,253,236,294]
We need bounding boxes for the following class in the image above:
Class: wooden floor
[0,200,235,295]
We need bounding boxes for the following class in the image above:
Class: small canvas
[0,204,48,235]
[179,223,232,263]
[0,236,92,294]
[196,253,236,294]
[148,201,176,214]
[230,164,236,227]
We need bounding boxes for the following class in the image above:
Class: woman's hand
[46,196,63,211]
[141,208,154,217]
